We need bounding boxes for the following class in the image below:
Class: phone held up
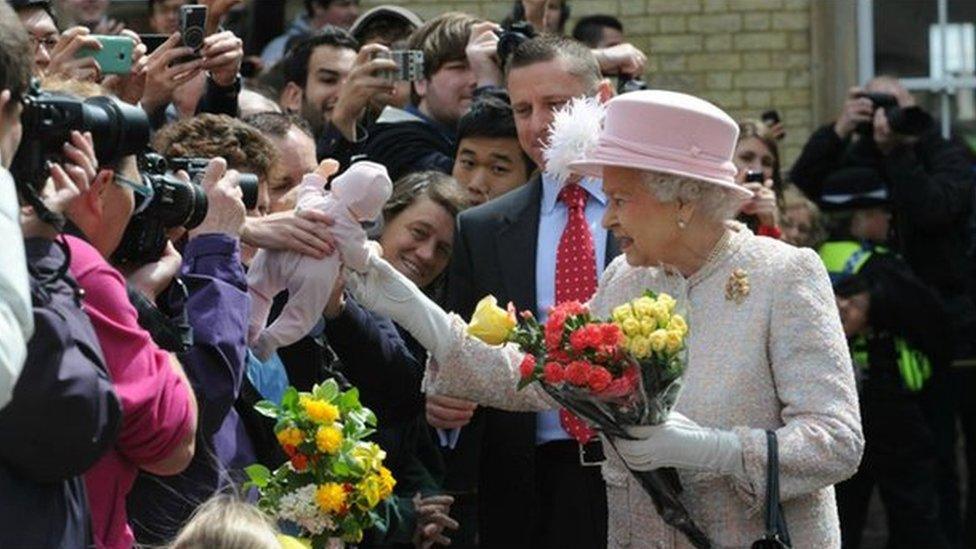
[75,35,134,75]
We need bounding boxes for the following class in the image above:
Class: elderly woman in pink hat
[346,90,863,548]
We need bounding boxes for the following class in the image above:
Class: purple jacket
[0,237,122,548]
[127,234,253,544]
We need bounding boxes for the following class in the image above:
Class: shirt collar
[541,171,607,215]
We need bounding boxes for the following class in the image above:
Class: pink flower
[519,354,537,379]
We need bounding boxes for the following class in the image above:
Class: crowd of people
[0,0,974,548]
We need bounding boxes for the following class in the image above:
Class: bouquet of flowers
[467,292,710,548]
[245,380,396,548]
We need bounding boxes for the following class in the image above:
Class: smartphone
[139,33,168,55]
[75,35,134,75]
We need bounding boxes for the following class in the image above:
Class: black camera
[618,74,648,95]
[855,92,933,137]
[495,21,537,70]
[112,153,259,265]
[10,83,150,188]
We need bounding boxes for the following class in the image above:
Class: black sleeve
[789,123,849,200]
[323,297,425,425]
[362,124,453,181]
[446,215,479,319]
[0,238,121,482]
[881,134,975,231]
[195,74,241,118]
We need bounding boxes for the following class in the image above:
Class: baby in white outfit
[247,160,393,361]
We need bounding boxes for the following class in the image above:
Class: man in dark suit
[439,36,617,548]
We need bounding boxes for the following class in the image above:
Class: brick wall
[359,0,816,167]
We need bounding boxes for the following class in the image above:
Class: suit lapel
[495,175,542,316]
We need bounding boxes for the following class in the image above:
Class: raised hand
[140,32,205,114]
[188,157,246,239]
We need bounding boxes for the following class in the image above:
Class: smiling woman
[379,171,468,291]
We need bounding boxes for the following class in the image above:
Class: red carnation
[549,349,570,364]
[587,366,613,392]
[555,300,587,317]
[601,324,623,346]
[564,361,592,386]
[343,483,354,493]
[585,325,605,348]
[282,444,297,458]
[569,328,589,353]
[542,362,565,384]
[290,453,308,471]
[519,354,537,379]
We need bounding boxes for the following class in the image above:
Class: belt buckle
[578,441,605,467]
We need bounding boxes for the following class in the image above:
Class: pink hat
[569,90,753,200]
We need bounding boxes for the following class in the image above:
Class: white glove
[343,253,456,361]
[613,412,745,478]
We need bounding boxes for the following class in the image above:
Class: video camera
[112,153,259,265]
[855,92,934,137]
[10,83,150,225]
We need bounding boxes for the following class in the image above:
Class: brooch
[725,268,750,304]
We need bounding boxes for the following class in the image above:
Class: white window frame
[857,0,971,138]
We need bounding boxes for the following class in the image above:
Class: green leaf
[338,387,361,411]
[281,387,299,410]
[244,464,271,488]
[643,289,658,299]
[314,379,340,402]
[254,400,279,419]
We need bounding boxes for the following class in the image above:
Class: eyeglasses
[28,33,59,54]
[113,172,154,213]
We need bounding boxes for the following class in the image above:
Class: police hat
[818,167,890,211]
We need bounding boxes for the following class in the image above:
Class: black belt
[537,439,605,467]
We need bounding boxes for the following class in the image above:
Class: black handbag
[751,430,792,548]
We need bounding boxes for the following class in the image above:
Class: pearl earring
[677,219,687,229]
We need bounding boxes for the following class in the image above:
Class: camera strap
[126,278,194,352]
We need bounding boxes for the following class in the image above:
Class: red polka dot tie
[555,183,597,445]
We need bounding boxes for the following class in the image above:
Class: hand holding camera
[467,21,503,88]
[201,30,243,88]
[21,130,97,240]
[124,240,183,301]
[331,44,398,141]
[740,171,779,229]
[140,32,206,114]
[188,157,246,240]
[833,87,877,139]
[594,43,647,79]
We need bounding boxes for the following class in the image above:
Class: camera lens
[238,173,259,210]
[82,95,151,166]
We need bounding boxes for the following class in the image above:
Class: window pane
[874,0,938,77]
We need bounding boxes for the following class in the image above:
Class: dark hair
[505,35,601,90]
[303,0,351,18]
[503,0,571,34]
[243,112,313,140]
[355,15,416,46]
[148,0,187,14]
[282,26,359,89]
[572,14,622,48]
[407,12,479,104]
[383,170,468,224]
[0,2,33,114]
[456,93,536,173]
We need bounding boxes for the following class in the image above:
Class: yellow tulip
[632,296,656,318]
[467,295,516,345]
[629,336,652,359]
[657,293,677,313]
[668,314,688,337]
[649,329,669,353]
[665,330,685,354]
[621,317,641,337]
[612,303,634,323]
[640,318,656,336]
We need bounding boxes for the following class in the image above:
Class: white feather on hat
[542,96,606,186]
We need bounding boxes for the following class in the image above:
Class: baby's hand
[315,158,341,179]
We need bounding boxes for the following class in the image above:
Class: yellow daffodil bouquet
[245,380,396,546]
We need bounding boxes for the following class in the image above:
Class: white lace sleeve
[422,315,554,412]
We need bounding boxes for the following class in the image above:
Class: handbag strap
[763,430,791,546]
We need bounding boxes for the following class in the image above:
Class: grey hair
[642,172,742,222]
